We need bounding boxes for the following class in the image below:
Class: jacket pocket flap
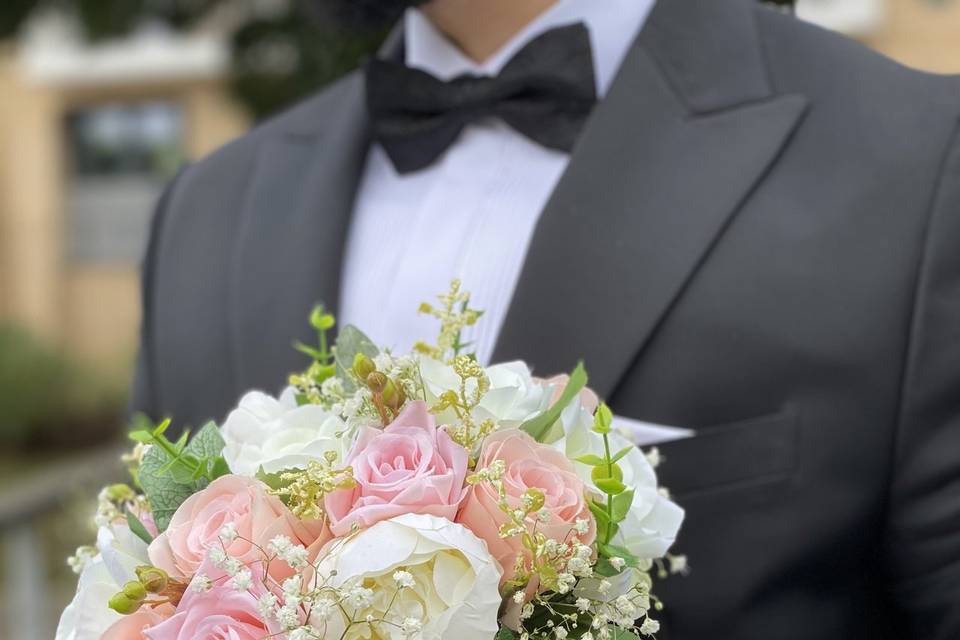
[653,408,798,498]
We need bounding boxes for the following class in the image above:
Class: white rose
[314,514,502,640]
[221,387,353,476]
[420,358,554,429]
[55,523,150,640]
[556,401,685,561]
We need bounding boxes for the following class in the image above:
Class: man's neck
[421,0,559,63]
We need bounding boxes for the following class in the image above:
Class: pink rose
[457,430,596,585]
[148,475,329,582]
[144,561,290,640]
[324,401,469,536]
[102,604,175,640]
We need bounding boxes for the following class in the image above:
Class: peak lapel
[230,73,371,391]
[492,0,809,400]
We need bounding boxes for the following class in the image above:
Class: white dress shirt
[339,0,654,364]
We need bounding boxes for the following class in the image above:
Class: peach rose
[101,604,175,640]
[148,475,329,582]
[324,401,468,536]
[457,429,596,585]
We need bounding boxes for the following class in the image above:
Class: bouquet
[57,281,685,640]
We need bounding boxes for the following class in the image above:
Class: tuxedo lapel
[230,74,371,390]
[492,0,809,400]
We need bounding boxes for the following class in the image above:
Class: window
[65,101,184,264]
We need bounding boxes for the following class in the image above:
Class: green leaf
[592,462,623,485]
[588,499,611,527]
[256,467,288,491]
[172,429,189,453]
[129,430,154,444]
[595,477,627,494]
[153,419,171,438]
[495,627,518,640]
[139,445,201,533]
[606,625,641,640]
[605,521,620,540]
[126,510,154,545]
[208,456,230,480]
[610,445,634,464]
[597,543,641,566]
[593,557,623,577]
[611,489,635,522]
[183,422,226,460]
[520,361,588,442]
[137,422,225,532]
[309,305,336,331]
[334,325,380,388]
[574,454,607,467]
[162,455,200,484]
[293,341,323,360]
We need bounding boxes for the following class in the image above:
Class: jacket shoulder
[170,69,365,205]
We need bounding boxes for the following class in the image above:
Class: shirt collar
[404,0,656,98]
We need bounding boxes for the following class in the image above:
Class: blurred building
[0,14,249,373]
[801,0,960,73]
[0,0,958,378]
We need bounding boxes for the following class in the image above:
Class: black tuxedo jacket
[132,1,960,637]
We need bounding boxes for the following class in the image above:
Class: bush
[0,325,126,450]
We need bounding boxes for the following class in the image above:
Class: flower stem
[603,432,614,545]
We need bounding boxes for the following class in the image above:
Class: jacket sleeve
[887,119,960,639]
[129,169,187,423]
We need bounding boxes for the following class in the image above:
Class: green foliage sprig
[576,402,645,574]
[129,418,228,532]
[290,305,339,404]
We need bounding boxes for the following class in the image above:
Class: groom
[132,0,960,637]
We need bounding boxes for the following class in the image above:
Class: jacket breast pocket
[653,408,799,500]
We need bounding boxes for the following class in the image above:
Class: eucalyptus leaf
[595,477,627,495]
[294,341,324,360]
[184,422,226,460]
[574,454,606,467]
[611,489,635,522]
[610,445,634,464]
[138,422,225,532]
[139,444,202,532]
[588,499,611,527]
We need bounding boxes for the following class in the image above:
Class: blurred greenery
[0,325,126,450]
[0,0,387,120]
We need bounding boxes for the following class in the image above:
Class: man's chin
[313,0,431,30]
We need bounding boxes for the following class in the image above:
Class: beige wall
[868,0,960,73]
[0,49,249,374]
[0,48,64,340]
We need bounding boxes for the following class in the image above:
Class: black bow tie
[366,23,598,174]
